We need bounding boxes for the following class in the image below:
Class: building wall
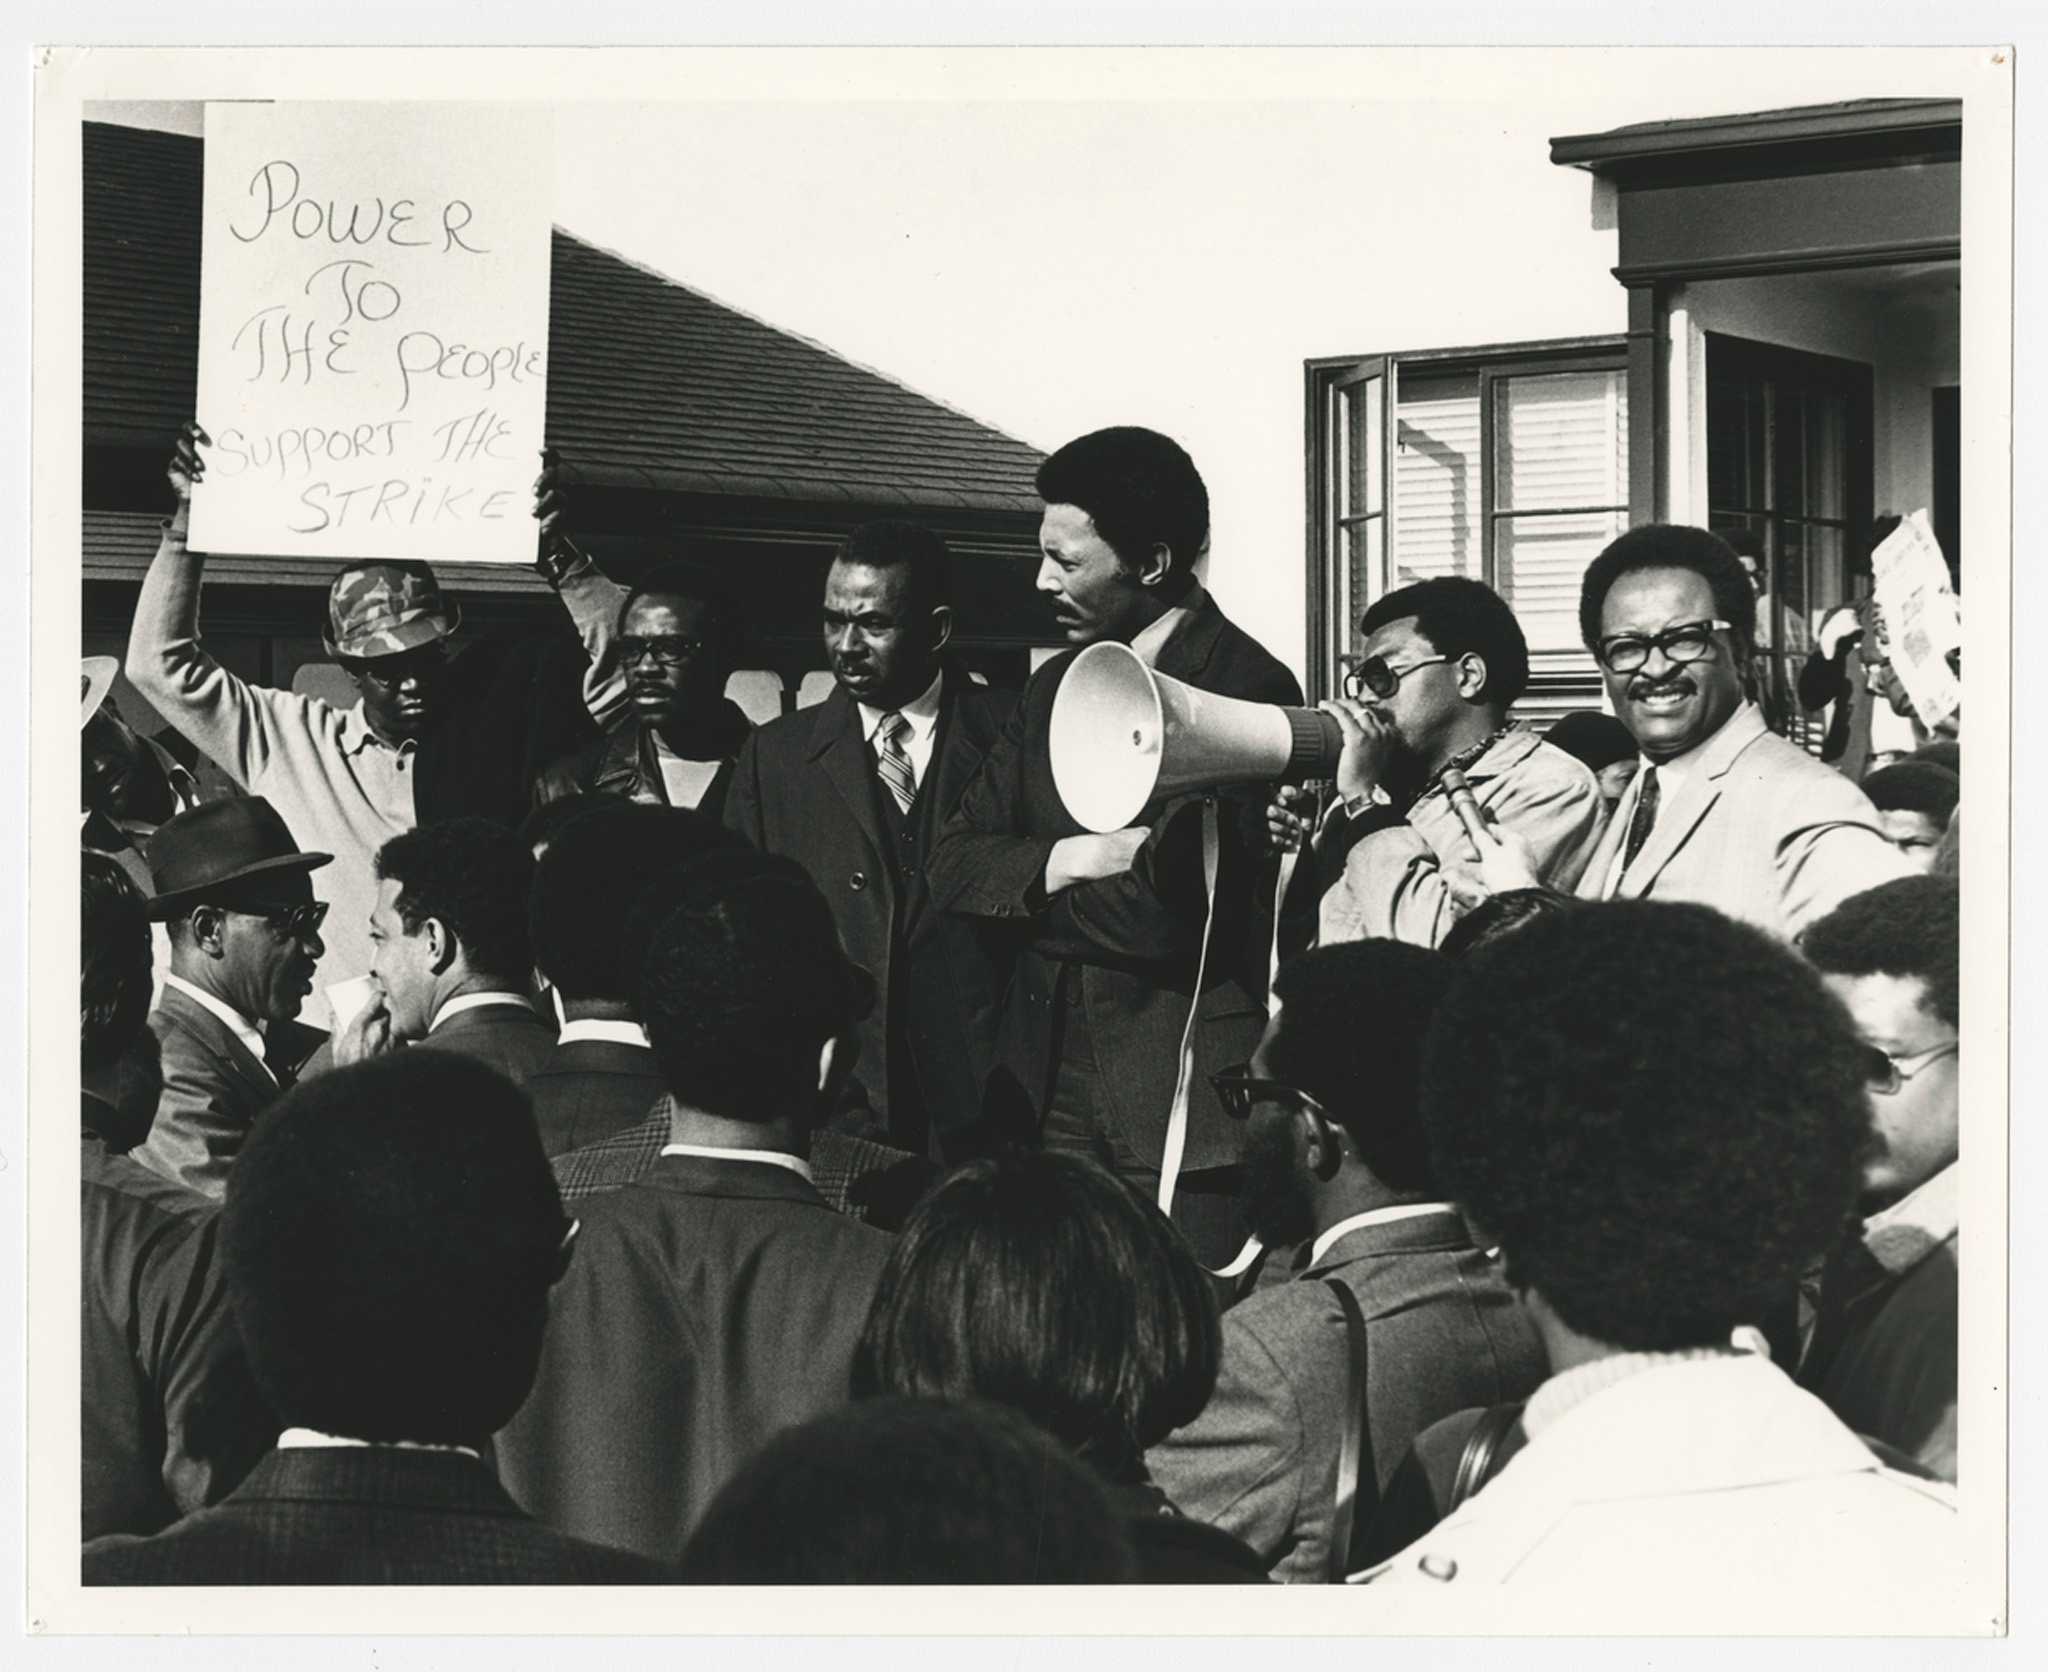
[1667,266,1959,531]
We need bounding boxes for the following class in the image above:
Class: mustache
[1628,673,1697,699]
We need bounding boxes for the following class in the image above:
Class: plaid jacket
[552,1100,935,1229]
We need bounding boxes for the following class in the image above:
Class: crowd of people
[76,418,1967,1597]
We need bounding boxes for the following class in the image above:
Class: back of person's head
[1360,576,1530,712]
[517,792,612,862]
[1439,887,1579,962]
[1264,941,1456,1191]
[82,850,152,1075]
[1036,426,1208,587]
[1862,762,1960,826]
[1545,710,1637,774]
[531,803,740,1005]
[852,1151,1219,1484]
[837,519,952,613]
[639,850,870,1124]
[1578,524,1758,653]
[375,817,534,988]
[1908,739,1961,777]
[680,1396,1138,1584]
[222,1054,569,1445]
[1799,876,1960,1030]
[1422,901,1869,1351]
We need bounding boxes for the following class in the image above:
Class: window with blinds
[1306,338,1628,719]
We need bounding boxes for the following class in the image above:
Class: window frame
[1305,334,1629,704]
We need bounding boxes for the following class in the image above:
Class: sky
[82,45,2002,675]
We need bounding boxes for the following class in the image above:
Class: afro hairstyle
[1035,426,1208,588]
[1799,875,1959,1030]
[1361,576,1531,711]
[221,1053,569,1444]
[1421,899,1870,1351]
[1577,524,1758,656]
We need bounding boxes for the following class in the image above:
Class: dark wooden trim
[1625,283,1664,526]
[1305,335,1626,381]
[1303,358,1328,702]
[1551,99,1961,176]
[1614,236,1961,286]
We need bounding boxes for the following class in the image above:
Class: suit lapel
[1151,594,1226,685]
[160,986,276,1103]
[924,670,991,824]
[810,687,889,871]
[1612,707,1768,900]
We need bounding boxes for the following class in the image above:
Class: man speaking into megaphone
[925,427,1301,1266]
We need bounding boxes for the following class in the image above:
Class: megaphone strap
[1156,797,1222,1225]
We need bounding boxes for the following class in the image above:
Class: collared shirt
[161,972,273,1082]
[1863,1161,1959,1276]
[1523,1343,1755,1438]
[1129,581,1210,668]
[278,1427,480,1462]
[556,1018,651,1049]
[856,664,945,789]
[657,1141,814,1183]
[1599,702,1762,897]
[1308,1201,1459,1268]
[428,990,535,1035]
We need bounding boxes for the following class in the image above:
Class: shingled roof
[83,120,1045,514]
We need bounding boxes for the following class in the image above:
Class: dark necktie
[1622,765,1660,871]
[875,713,916,814]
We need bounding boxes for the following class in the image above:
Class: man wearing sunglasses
[128,425,633,1027]
[1798,876,1960,1482]
[1146,941,1544,1582]
[1470,526,1907,941]
[1276,577,1606,950]
[131,797,334,1201]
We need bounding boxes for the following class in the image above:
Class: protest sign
[189,103,554,563]
[1870,508,1963,731]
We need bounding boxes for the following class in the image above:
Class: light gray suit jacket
[1576,705,1911,940]
[1145,1208,1546,1583]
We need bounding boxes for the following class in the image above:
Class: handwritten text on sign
[189,104,554,563]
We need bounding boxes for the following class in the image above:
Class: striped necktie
[1622,765,1660,871]
[875,712,917,814]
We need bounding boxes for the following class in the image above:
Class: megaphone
[1049,641,1346,833]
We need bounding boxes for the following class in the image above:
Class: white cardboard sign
[189,102,554,563]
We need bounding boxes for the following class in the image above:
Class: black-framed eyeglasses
[619,635,708,670]
[1342,652,1451,702]
[245,901,328,942]
[1859,1038,1958,1096]
[1594,619,1734,675]
[1210,1063,1328,1122]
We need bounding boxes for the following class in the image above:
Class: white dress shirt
[1309,1201,1459,1268]
[658,1141,814,1183]
[651,733,725,810]
[161,972,272,1082]
[1129,581,1208,669]
[555,1017,651,1049]
[278,1427,480,1461]
[856,664,945,791]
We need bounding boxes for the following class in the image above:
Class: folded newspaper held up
[1870,509,1962,733]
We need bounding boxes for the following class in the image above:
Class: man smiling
[1485,525,1910,941]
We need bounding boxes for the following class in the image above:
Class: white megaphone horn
[1049,641,1346,833]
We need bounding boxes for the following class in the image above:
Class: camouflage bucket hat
[322,562,462,660]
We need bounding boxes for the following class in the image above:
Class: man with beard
[1271,576,1606,950]
[537,561,753,816]
[131,798,333,1200]
[127,425,627,1025]
[1470,526,1908,941]
[1145,939,1544,1583]
[926,427,1299,1262]
[724,521,1016,1155]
